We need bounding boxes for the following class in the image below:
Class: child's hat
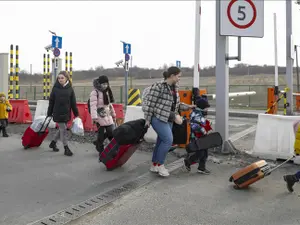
[195,95,210,109]
[0,92,6,98]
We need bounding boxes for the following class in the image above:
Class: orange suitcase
[229,160,270,189]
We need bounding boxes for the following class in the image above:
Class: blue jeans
[295,171,300,180]
[151,116,173,165]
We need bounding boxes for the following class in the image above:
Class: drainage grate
[27,159,183,225]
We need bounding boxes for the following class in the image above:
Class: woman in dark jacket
[47,71,79,156]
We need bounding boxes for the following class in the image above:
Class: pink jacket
[90,90,116,126]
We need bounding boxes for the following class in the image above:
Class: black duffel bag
[113,119,148,145]
[186,132,223,153]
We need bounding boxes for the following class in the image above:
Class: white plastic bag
[71,117,84,136]
[30,116,55,132]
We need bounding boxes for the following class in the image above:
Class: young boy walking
[0,92,12,137]
[184,95,212,174]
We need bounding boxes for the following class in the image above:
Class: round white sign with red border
[227,0,257,29]
[220,0,264,38]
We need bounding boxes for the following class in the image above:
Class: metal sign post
[286,0,294,115]
[122,42,131,106]
[193,0,201,89]
[217,0,264,152]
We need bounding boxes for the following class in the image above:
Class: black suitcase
[186,132,223,153]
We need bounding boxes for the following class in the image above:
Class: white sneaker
[150,165,158,173]
[157,165,170,177]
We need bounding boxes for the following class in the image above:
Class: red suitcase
[22,117,51,149]
[99,138,140,171]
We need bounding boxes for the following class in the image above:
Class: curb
[208,109,259,118]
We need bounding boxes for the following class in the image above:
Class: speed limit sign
[220,0,264,38]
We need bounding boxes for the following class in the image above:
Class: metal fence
[18,84,300,109]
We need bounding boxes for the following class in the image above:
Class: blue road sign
[123,43,131,54]
[176,60,181,68]
[52,36,62,49]
[53,48,60,57]
[125,53,130,61]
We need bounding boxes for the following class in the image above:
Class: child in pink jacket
[90,75,116,153]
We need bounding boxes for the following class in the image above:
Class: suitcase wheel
[229,176,233,182]
[24,145,30,150]
[233,185,240,190]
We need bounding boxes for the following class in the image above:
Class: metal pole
[215,0,229,148]
[295,45,299,92]
[286,0,294,115]
[193,0,201,88]
[274,13,279,94]
[274,12,279,107]
[125,67,128,106]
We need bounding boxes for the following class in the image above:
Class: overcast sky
[0,1,300,73]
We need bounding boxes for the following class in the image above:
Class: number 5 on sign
[220,0,264,38]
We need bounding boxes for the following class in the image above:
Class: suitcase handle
[38,116,52,133]
[265,155,295,176]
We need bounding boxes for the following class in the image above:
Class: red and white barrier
[34,100,125,132]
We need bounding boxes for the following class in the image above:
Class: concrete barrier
[124,106,157,143]
[251,113,300,164]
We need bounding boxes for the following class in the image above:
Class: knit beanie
[196,95,210,109]
[98,75,109,84]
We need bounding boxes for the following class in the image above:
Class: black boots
[64,145,73,156]
[49,141,73,156]
[3,128,8,137]
[0,127,8,137]
[283,175,299,192]
[49,141,59,152]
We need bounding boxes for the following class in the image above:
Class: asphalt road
[0,116,258,225]
[69,161,300,225]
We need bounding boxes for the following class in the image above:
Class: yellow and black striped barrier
[65,51,73,82]
[8,44,19,99]
[128,88,142,106]
[15,45,19,99]
[43,54,47,100]
[9,45,14,99]
[65,52,68,72]
[70,52,73,82]
[47,54,51,99]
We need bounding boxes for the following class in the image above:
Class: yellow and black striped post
[15,45,19,99]
[9,44,14,99]
[47,54,50,99]
[70,52,73,82]
[283,87,290,116]
[65,51,68,72]
[43,54,47,100]
[128,88,142,106]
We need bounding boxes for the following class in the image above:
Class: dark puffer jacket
[47,81,79,123]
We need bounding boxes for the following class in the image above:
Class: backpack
[88,90,99,114]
